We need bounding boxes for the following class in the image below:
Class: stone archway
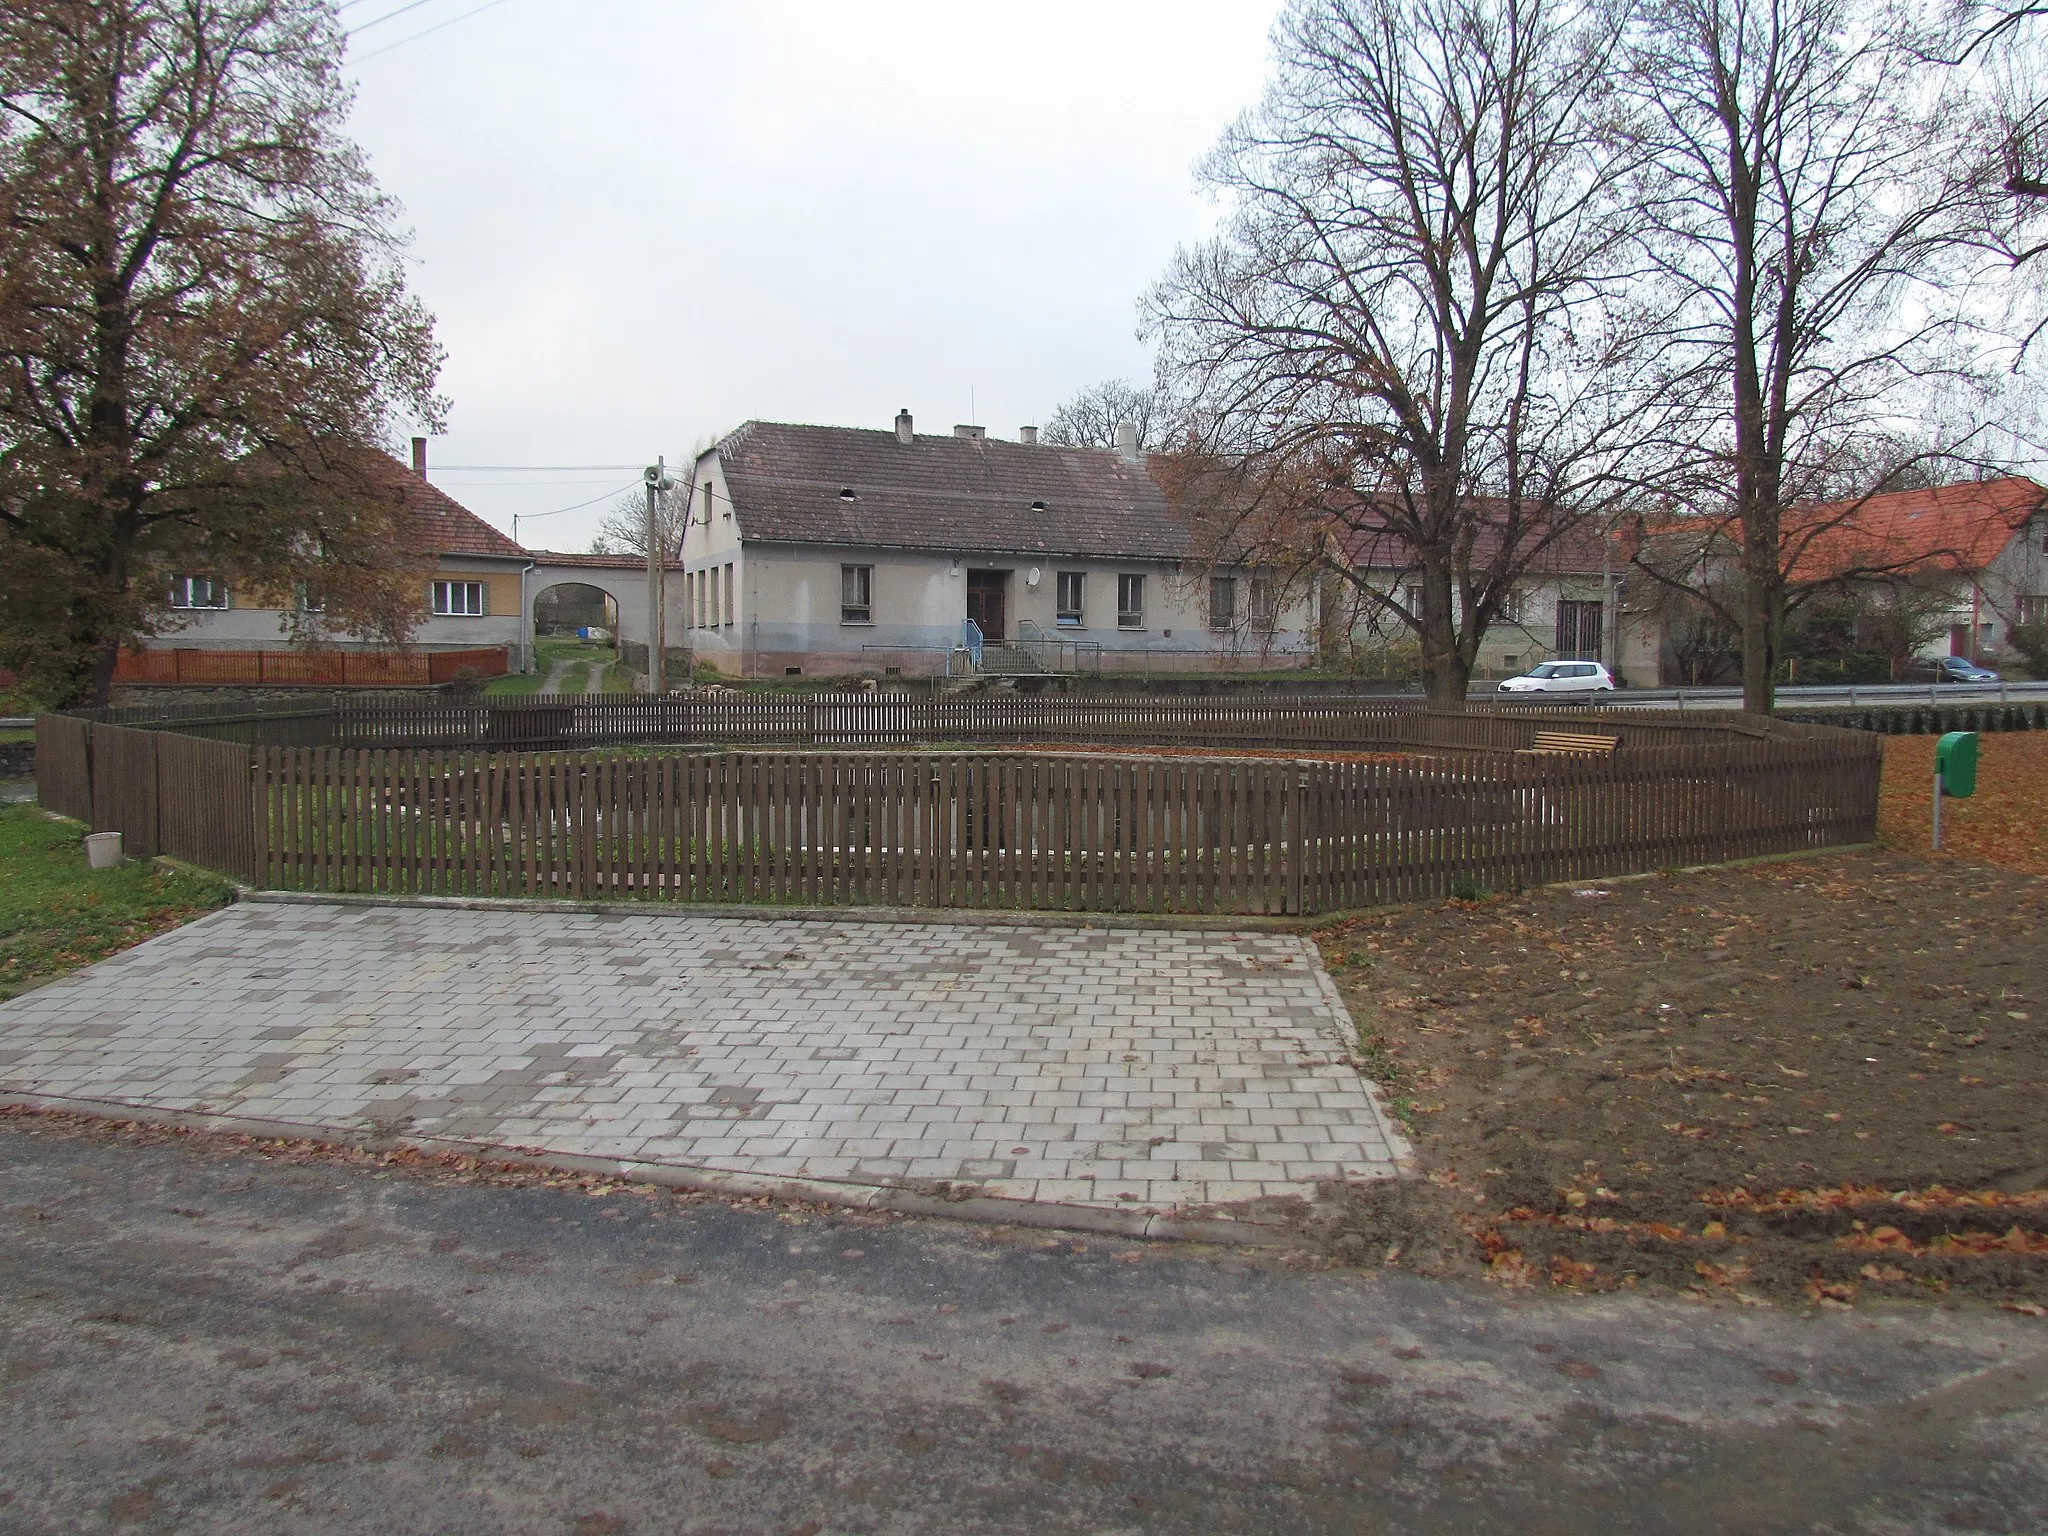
[532,580,621,646]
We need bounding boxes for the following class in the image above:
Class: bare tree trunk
[1739,577,1777,714]
[1418,563,1468,704]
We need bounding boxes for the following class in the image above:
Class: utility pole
[644,458,674,693]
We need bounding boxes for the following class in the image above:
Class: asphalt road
[2,1122,2044,1535]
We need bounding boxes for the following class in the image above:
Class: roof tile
[1788,476,2047,578]
[714,422,1192,561]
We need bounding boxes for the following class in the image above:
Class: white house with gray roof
[677,411,1317,679]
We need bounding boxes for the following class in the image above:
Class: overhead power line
[351,0,517,63]
[523,481,641,519]
[347,0,439,35]
[429,463,647,471]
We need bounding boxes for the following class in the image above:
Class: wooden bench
[1518,730,1620,757]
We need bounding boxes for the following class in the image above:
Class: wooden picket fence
[37,717,261,882]
[159,691,1786,754]
[35,706,1881,915]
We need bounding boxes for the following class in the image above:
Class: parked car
[1902,656,2000,684]
[1497,661,1616,694]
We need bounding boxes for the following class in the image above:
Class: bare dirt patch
[1301,848,2048,1308]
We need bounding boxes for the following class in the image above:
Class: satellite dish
[1026,567,1042,587]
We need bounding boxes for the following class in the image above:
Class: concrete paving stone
[0,904,1408,1213]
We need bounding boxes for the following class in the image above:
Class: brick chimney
[1116,422,1140,463]
[894,408,913,445]
[1018,425,1038,445]
[411,436,428,477]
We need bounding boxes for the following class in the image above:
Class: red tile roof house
[129,442,537,681]
[676,412,1320,680]
[1780,477,2048,664]
[1635,477,2048,679]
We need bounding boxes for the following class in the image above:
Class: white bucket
[84,831,123,869]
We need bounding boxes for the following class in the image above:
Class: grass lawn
[484,670,547,698]
[0,806,234,1003]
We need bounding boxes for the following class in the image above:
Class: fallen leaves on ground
[1879,732,2048,874]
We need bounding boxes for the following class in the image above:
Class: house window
[1403,583,1424,619]
[2018,594,2048,626]
[1117,573,1145,628]
[1250,574,1278,634]
[724,563,735,627]
[1056,571,1085,626]
[432,579,486,617]
[169,575,229,610]
[1209,576,1237,630]
[296,584,325,614]
[1500,586,1526,624]
[709,565,720,628]
[841,564,873,624]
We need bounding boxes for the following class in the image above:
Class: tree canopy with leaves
[0,0,444,706]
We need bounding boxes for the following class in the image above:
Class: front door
[966,569,1008,640]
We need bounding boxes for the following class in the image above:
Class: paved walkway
[0,903,1407,1212]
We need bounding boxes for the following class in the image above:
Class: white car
[1497,661,1616,694]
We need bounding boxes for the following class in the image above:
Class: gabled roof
[711,421,1193,562]
[353,451,528,560]
[1786,476,2047,579]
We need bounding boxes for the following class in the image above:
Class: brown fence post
[1290,768,1309,915]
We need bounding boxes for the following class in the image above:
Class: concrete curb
[237,887,1310,933]
[0,1090,1304,1249]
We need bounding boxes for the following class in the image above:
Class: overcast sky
[341,0,1282,552]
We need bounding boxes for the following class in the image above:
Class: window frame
[1250,574,1278,634]
[723,563,735,627]
[431,579,486,617]
[1055,570,1085,627]
[169,575,230,611]
[840,563,874,625]
[1209,575,1237,631]
[1116,572,1145,629]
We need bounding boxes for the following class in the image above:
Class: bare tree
[1146,0,1655,704]
[0,0,444,706]
[1617,0,2015,713]
[589,487,687,560]
[1935,2,2048,206]
[1041,379,1160,450]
